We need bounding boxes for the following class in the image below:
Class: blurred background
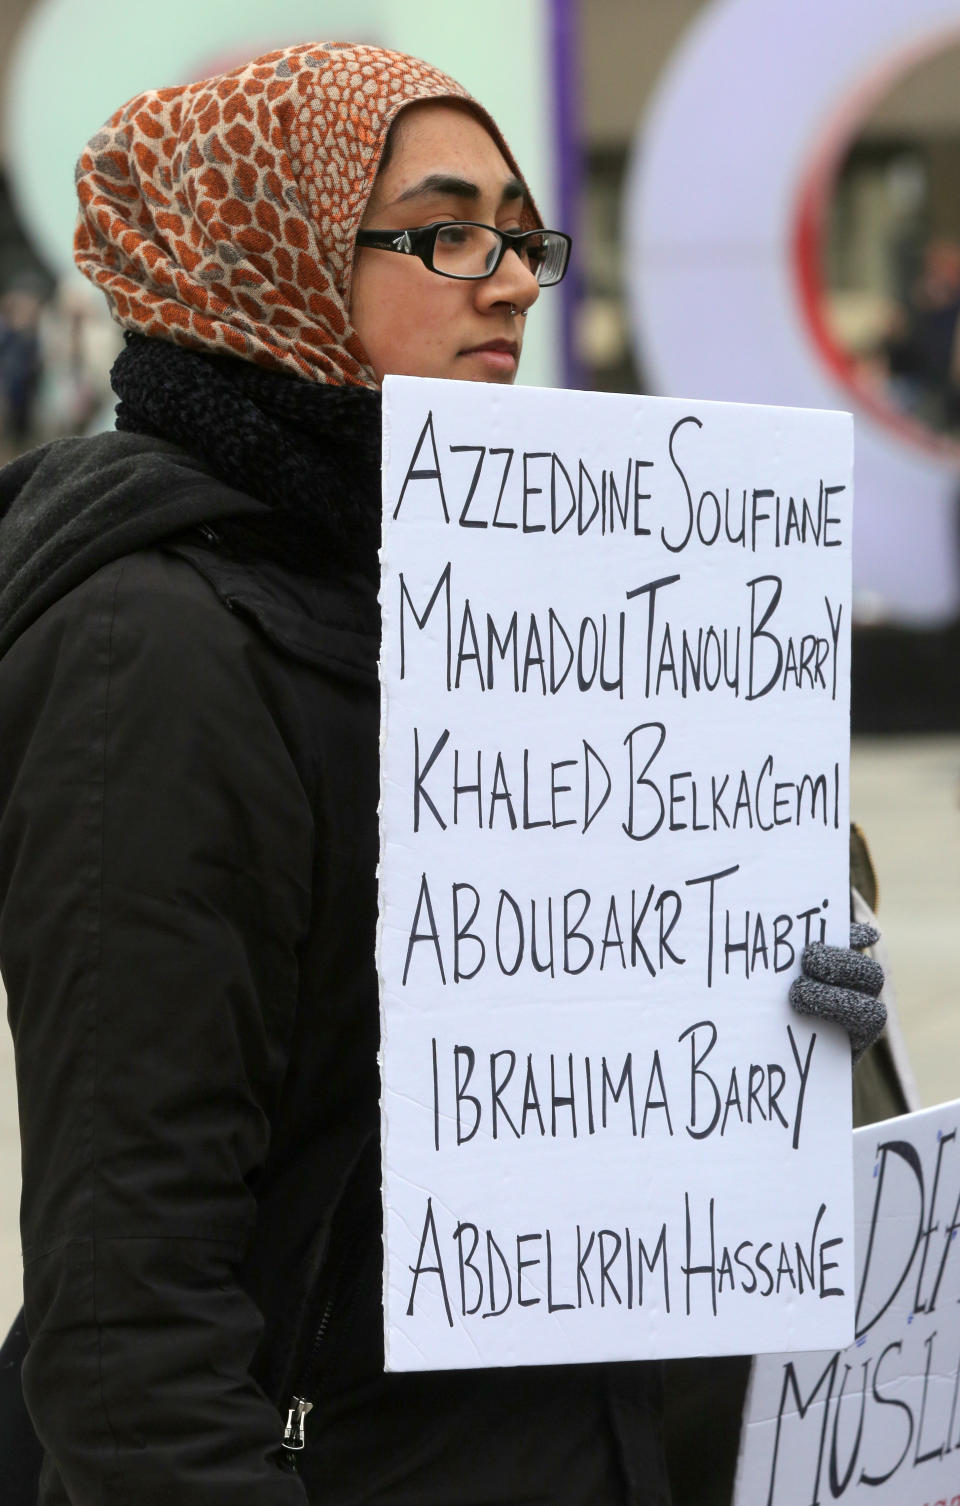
[0,0,957,1316]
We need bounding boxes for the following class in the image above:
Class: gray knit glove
[789,923,886,1063]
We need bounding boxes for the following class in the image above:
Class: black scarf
[111,334,382,577]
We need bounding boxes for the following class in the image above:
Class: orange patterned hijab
[74,42,535,388]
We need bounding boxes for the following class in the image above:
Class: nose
[475,245,541,316]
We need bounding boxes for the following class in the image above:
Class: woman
[0,41,884,1506]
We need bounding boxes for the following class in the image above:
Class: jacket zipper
[279,1279,352,1469]
[282,1395,314,1457]
[277,1142,380,1472]
[278,1226,374,1471]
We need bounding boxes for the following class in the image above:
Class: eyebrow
[393,172,527,208]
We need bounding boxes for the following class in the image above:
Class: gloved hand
[789,922,886,1063]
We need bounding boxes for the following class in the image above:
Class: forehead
[374,101,515,200]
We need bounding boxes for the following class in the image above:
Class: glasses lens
[432,223,502,278]
[526,231,569,286]
[429,224,570,284]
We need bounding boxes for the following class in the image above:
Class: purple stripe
[549,0,583,390]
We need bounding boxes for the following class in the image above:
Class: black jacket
[0,431,670,1505]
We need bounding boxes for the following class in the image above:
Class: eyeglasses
[354,221,571,287]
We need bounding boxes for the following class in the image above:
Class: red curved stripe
[790,25,960,464]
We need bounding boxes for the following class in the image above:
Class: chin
[465,371,517,385]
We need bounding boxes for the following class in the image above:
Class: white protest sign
[735,1099,960,1506]
[378,376,855,1371]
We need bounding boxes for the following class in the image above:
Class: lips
[460,337,519,360]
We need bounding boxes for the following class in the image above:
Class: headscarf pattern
[74,43,536,388]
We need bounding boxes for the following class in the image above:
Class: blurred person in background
[0,281,42,450]
[0,39,888,1506]
[884,236,960,434]
[39,279,123,437]
[0,276,120,462]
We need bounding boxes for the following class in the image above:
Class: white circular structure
[626,0,960,623]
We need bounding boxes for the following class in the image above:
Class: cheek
[351,257,466,380]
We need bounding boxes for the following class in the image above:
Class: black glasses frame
[354,221,571,286]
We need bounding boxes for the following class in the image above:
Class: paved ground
[0,735,957,1327]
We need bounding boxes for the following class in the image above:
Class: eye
[434,222,471,248]
[524,234,548,269]
[511,232,548,272]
